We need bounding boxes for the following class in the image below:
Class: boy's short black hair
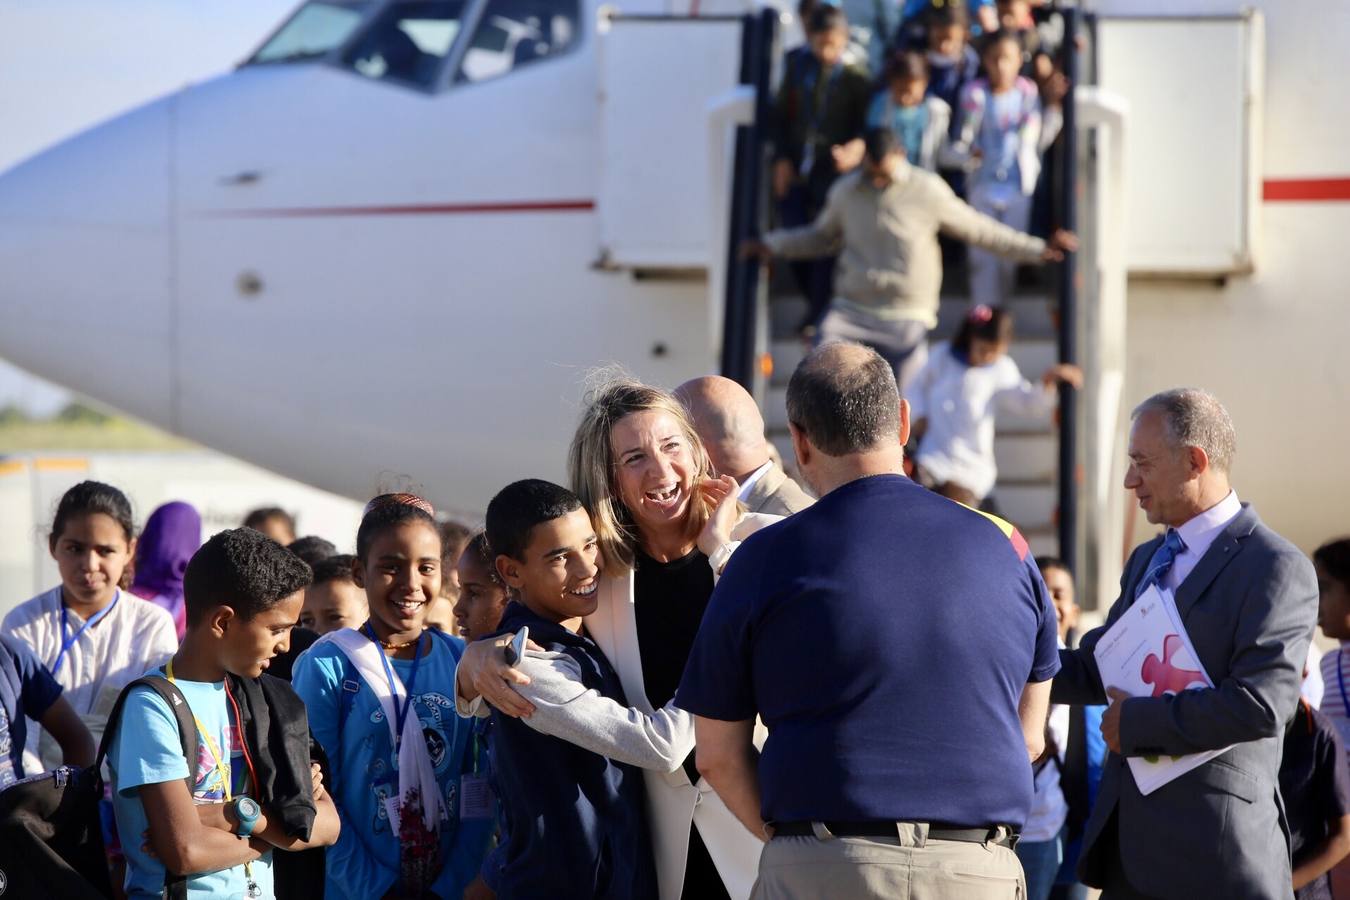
[312,553,357,587]
[807,4,847,35]
[485,480,584,562]
[184,527,312,626]
[1035,555,1070,576]
[288,535,337,568]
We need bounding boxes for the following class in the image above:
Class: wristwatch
[232,797,261,837]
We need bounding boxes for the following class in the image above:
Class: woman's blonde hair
[568,374,715,575]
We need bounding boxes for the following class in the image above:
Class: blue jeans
[1016,826,1065,900]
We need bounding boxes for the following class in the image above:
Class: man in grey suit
[676,375,815,516]
[1054,388,1318,899]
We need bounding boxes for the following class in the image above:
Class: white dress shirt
[736,460,774,502]
[1162,490,1243,592]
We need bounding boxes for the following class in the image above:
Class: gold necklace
[378,630,423,651]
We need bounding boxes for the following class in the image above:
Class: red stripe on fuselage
[204,199,596,218]
[203,181,1350,217]
[1263,178,1350,202]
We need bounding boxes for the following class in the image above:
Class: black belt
[772,820,1019,848]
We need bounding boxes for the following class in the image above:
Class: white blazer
[584,512,780,900]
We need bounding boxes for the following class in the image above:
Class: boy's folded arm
[252,790,341,851]
[516,652,696,772]
[139,779,263,876]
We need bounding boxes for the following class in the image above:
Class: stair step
[1005,339,1058,382]
[1021,527,1060,558]
[769,335,1060,393]
[995,403,1058,435]
[993,432,1058,482]
[990,483,1055,533]
[764,382,1060,441]
[769,292,1058,343]
[768,434,1060,556]
[932,295,1057,341]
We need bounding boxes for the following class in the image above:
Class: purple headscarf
[130,501,202,639]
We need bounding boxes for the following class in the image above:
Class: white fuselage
[0,0,726,517]
[1,0,1347,557]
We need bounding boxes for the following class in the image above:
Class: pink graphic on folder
[1140,634,1208,697]
[1092,585,1232,795]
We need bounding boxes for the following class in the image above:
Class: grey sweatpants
[817,305,930,395]
[752,825,1026,900]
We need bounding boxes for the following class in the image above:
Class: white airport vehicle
[1,0,1345,608]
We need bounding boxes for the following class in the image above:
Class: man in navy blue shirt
[677,342,1059,899]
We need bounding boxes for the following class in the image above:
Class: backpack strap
[95,675,198,790]
[336,651,362,733]
[96,674,199,900]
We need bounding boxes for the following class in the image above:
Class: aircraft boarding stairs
[592,7,1122,583]
[764,278,1064,558]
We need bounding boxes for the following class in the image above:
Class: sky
[0,0,298,413]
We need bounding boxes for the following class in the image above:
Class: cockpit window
[455,0,579,84]
[251,1,373,64]
[342,1,470,87]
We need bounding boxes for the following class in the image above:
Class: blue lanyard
[1338,650,1349,720]
[363,624,424,750]
[52,590,121,677]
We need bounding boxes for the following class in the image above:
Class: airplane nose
[0,93,177,427]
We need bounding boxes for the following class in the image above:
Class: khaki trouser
[751,823,1026,900]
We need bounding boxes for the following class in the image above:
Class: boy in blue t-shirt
[0,634,94,787]
[107,528,340,900]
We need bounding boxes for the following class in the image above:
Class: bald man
[675,376,815,517]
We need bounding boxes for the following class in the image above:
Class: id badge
[460,773,495,820]
[383,794,403,833]
[374,773,401,832]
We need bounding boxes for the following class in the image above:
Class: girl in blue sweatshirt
[293,494,492,899]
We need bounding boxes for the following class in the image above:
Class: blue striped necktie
[1136,529,1187,597]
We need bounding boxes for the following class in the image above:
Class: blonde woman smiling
[456,377,778,900]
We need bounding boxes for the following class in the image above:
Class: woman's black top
[632,546,731,900]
